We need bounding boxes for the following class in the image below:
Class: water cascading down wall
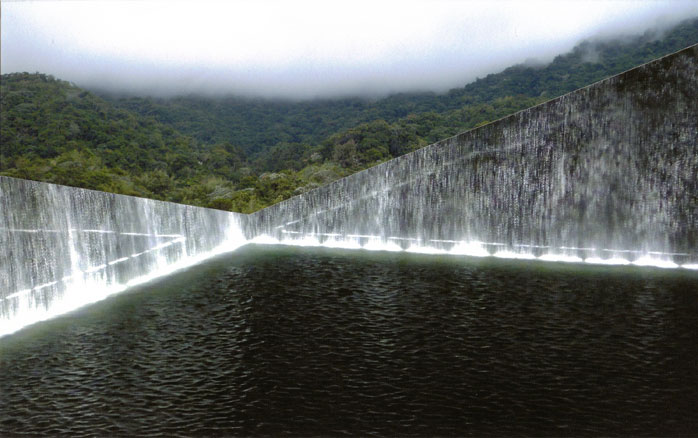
[1,45,696,336]
[248,45,697,266]
[0,178,247,336]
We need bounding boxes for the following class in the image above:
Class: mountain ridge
[2,17,697,213]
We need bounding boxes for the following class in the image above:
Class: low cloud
[2,0,697,100]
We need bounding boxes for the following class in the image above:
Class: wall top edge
[250,43,697,215]
[0,175,247,217]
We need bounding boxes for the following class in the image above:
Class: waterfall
[246,45,697,268]
[0,177,247,337]
[1,45,696,336]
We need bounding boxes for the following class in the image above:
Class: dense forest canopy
[2,18,697,213]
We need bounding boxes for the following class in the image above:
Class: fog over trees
[2,0,697,99]
[2,17,697,212]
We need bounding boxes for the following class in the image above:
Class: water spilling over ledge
[0,177,248,336]
[247,45,697,266]
[1,45,697,336]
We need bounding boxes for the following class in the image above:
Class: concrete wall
[247,45,697,265]
[1,45,696,335]
[0,176,246,335]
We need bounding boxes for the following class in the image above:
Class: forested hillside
[0,74,251,204]
[2,18,697,213]
[108,18,698,161]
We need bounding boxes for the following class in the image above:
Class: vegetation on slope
[108,18,698,160]
[1,18,696,213]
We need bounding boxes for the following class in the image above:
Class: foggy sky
[2,0,698,100]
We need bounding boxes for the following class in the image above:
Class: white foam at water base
[538,254,585,263]
[365,239,403,252]
[4,231,695,338]
[250,235,697,271]
[584,257,631,266]
[450,242,490,257]
[631,256,679,269]
[406,245,448,255]
[492,250,537,260]
[0,235,247,338]
[323,238,362,250]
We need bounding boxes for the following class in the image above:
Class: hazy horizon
[2,0,698,100]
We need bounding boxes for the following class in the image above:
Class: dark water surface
[1,245,697,437]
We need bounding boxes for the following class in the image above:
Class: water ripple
[1,245,696,436]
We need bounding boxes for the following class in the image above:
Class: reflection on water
[1,245,697,436]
